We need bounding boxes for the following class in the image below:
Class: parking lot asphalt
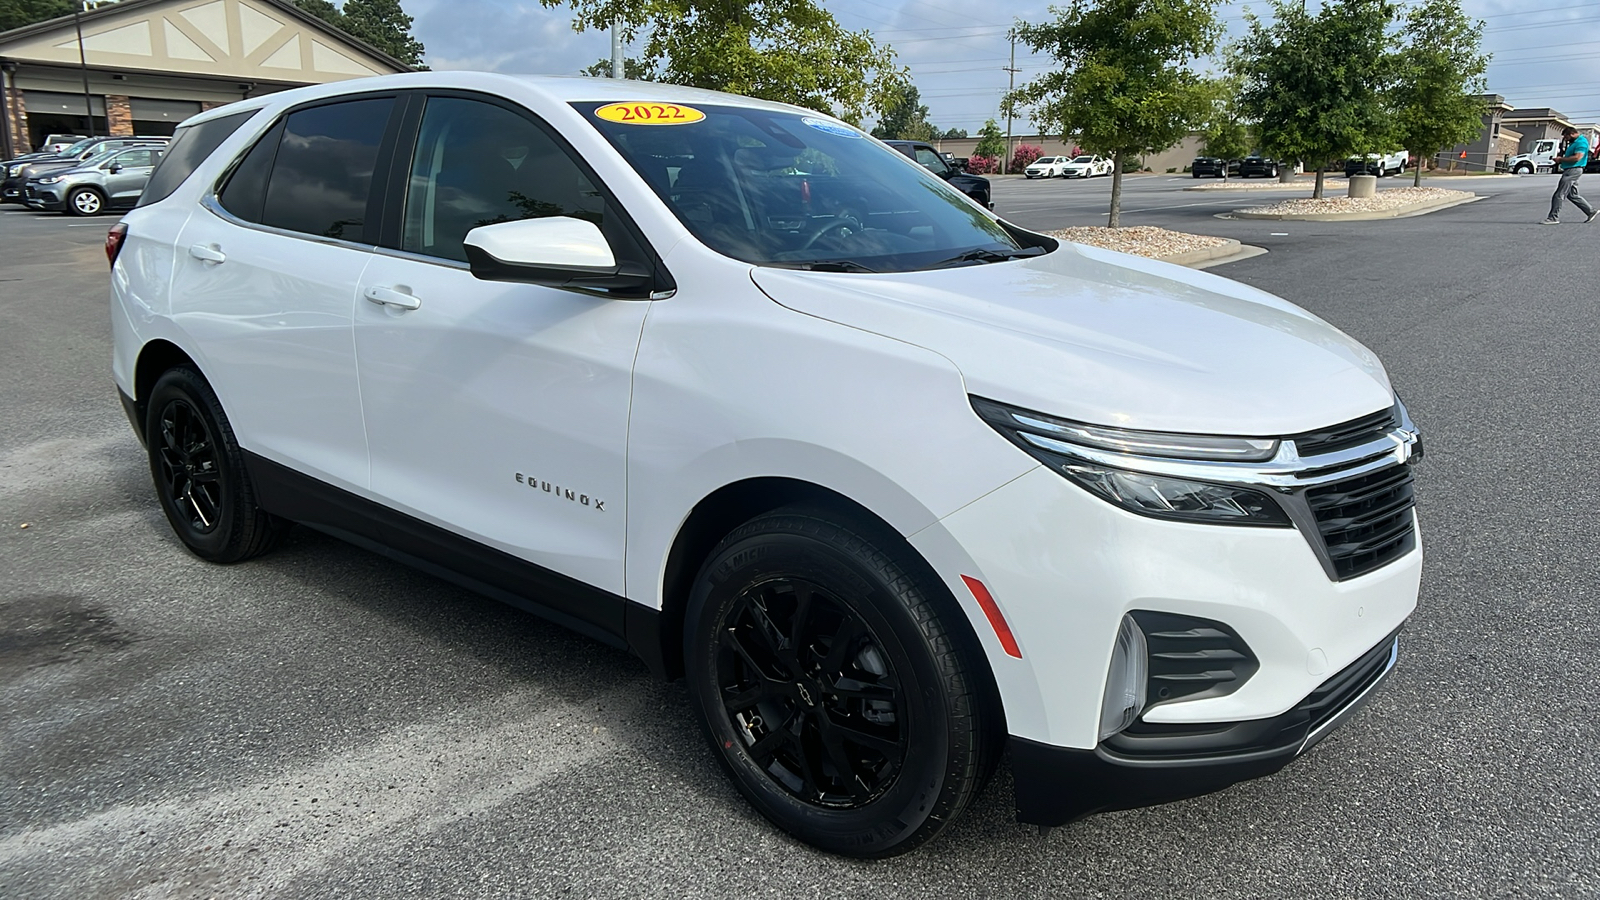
[2,176,1598,899]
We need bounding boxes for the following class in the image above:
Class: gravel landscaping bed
[1235,187,1472,216]
[1046,225,1232,258]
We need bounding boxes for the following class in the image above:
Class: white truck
[1507,139,1560,174]
[1344,150,1408,177]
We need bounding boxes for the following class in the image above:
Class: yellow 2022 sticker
[594,102,706,125]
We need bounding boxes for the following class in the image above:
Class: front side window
[111,148,158,169]
[577,103,1025,273]
[256,98,394,242]
[913,147,947,174]
[400,97,604,263]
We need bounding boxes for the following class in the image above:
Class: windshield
[60,138,97,155]
[79,145,131,167]
[1071,156,1094,163]
[1035,158,1055,165]
[576,102,1025,273]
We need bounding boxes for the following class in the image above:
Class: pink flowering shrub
[965,154,999,174]
[1011,144,1044,171]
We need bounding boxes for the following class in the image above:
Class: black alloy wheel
[146,367,285,562]
[685,508,997,858]
[715,576,907,809]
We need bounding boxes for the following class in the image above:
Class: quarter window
[258,98,395,243]
[137,109,255,207]
[401,97,605,262]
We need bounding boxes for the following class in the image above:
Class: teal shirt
[1561,135,1590,170]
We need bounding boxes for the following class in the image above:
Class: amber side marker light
[106,222,128,268]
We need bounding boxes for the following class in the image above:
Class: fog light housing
[1099,614,1149,741]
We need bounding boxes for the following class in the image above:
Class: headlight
[36,175,63,184]
[972,396,1292,526]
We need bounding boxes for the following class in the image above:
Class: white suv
[110,72,1422,858]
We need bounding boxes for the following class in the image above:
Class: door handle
[188,243,225,264]
[364,285,422,310]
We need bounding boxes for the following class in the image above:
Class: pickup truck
[1345,150,1408,177]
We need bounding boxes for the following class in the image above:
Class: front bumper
[1009,628,1399,825]
[24,186,63,210]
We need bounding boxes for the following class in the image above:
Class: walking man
[1542,125,1595,225]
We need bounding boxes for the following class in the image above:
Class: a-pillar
[106,94,133,136]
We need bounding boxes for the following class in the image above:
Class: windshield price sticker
[802,117,862,139]
[595,102,706,125]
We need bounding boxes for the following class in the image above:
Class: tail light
[106,222,128,268]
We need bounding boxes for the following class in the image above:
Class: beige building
[0,0,409,158]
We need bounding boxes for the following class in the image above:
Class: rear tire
[146,367,286,562]
[683,508,996,858]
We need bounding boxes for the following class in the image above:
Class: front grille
[1290,406,1398,456]
[1304,463,1416,580]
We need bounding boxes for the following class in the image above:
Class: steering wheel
[800,214,862,250]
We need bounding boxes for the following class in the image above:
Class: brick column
[4,85,27,153]
[106,94,133,136]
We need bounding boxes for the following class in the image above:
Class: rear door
[170,94,402,493]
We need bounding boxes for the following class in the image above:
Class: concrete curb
[1183,182,1347,193]
[1189,244,1269,269]
[1225,193,1480,221]
[1156,238,1246,266]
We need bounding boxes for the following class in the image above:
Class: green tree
[1392,0,1489,185]
[1233,0,1398,199]
[1007,0,1220,226]
[941,127,968,140]
[541,0,906,124]
[581,57,655,80]
[1200,76,1251,162]
[342,0,425,67]
[973,118,1006,158]
[292,0,346,27]
[871,83,937,141]
[0,0,75,32]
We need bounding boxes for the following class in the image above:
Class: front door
[102,146,159,205]
[354,94,647,614]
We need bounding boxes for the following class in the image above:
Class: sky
[403,0,1600,132]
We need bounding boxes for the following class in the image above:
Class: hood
[750,242,1394,436]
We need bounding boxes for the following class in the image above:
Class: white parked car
[1024,156,1069,178]
[1344,150,1409,177]
[110,72,1422,858]
[1059,154,1113,178]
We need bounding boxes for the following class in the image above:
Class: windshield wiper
[929,246,1046,268]
[791,259,878,273]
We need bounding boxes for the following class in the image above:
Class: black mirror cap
[464,243,655,298]
[108,164,122,174]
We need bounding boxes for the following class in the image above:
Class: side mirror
[107,163,123,174]
[463,216,651,296]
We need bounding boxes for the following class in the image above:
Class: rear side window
[258,98,394,243]
[136,109,255,207]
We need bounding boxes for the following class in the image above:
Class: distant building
[1502,107,1577,154]
[0,0,409,158]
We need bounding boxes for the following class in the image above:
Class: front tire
[683,508,995,858]
[65,187,103,216]
[146,367,285,562]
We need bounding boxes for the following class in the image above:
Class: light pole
[610,19,623,79]
[74,3,95,137]
[1002,30,1019,174]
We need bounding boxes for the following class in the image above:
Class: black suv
[1238,155,1280,178]
[883,140,993,209]
[1191,156,1240,178]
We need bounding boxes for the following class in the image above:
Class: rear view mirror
[463,216,651,296]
